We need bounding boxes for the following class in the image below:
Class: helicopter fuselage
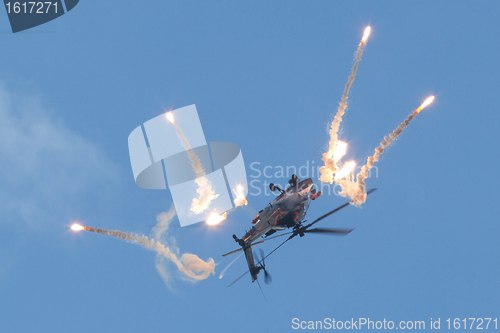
[233,177,321,282]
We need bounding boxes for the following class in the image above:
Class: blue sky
[0,1,499,332]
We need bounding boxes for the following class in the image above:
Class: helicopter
[224,174,376,286]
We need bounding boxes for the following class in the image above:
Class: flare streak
[320,27,371,183]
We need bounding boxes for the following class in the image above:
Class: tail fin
[243,246,259,282]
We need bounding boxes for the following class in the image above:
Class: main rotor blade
[304,203,350,228]
[228,188,377,286]
[244,189,377,246]
[227,269,250,287]
[305,227,355,235]
[258,235,293,266]
[222,240,264,257]
[256,280,267,301]
[304,188,377,230]
[263,231,294,241]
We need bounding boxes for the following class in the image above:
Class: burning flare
[232,185,248,207]
[362,26,371,43]
[206,212,227,226]
[166,112,174,123]
[414,96,435,115]
[71,223,85,231]
[331,141,347,163]
[335,161,356,180]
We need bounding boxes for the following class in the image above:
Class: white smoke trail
[151,205,215,287]
[219,253,242,279]
[86,206,215,286]
[168,114,218,214]
[320,28,370,184]
[336,97,435,205]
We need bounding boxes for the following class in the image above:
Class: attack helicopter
[223,174,376,286]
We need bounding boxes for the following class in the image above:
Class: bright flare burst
[166,112,174,123]
[232,185,248,207]
[362,26,371,43]
[332,141,347,163]
[335,161,356,180]
[191,176,219,214]
[414,96,435,115]
[206,212,227,226]
[71,223,85,231]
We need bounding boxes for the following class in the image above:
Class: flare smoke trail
[88,226,215,281]
[320,26,371,183]
[219,253,242,279]
[337,96,435,205]
[152,206,215,286]
[167,112,218,214]
[71,206,215,285]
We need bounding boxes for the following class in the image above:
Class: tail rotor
[254,248,272,285]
